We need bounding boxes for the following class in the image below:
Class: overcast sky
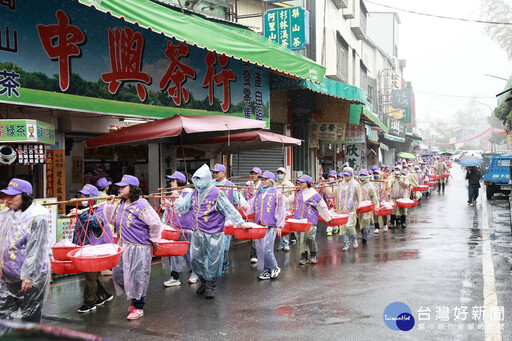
[366,0,511,128]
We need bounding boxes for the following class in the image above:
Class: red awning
[85,115,266,148]
[189,130,301,153]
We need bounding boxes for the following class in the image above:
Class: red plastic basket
[411,185,429,192]
[374,206,394,216]
[224,224,234,236]
[232,225,268,239]
[426,181,435,187]
[153,241,190,257]
[441,173,450,178]
[396,199,416,208]
[113,233,119,243]
[325,214,349,226]
[50,258,81,274]
[68,245,124,272]
[52,246,81,261]
[162,229,180,241]
[238,208,255,220]
[285,219,312,232]
[431,175,440,181]
[357,201,375,214]
[280,223,291,237]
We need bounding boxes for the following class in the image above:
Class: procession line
[481,198,503,341]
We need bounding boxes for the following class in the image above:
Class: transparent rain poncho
[0,202,51,322]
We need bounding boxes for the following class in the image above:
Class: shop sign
[72,156,83,184]
[46,149,66,213]
[345,143,366,171]
[0,120,55,144]
[340,124,366,144]
[1,0,270,127]
[309,122,346,141]
[264,7,310,50]
[17,144,46,165]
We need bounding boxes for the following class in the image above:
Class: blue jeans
[279,235,289,247]
[468,184,479,203]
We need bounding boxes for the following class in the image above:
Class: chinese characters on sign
[340,124,366,143]
[309,122,346,141]
[72,156,83,183]
[416,305,505,332]
[387,72,405,120]
[17,144,45,165]
[264,7,310,50]
[47,149,66,214]
[345,143,366,171]
[0,120,55,144]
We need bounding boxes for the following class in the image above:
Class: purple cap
[328,170,338,177]
[79,184,99,196]
[250,167,262,175]
[1,178,32,195]
[96,177,112,190]
[371,165,379,170]
[359,169,368,176]
[212,163,226,172]
[337,172,344,177]
[297,174,312,183]
[341,171,351,176]
[167,171,186,183]
[259,170,276,181]
[115,174,139,187]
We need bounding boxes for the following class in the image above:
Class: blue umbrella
[457,158,482,167]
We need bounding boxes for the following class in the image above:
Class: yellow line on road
[481,196,503,341]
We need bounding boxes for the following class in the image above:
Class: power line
[366,1,512,26]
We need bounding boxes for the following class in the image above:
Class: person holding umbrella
[466,166,482,205]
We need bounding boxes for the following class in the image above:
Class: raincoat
[104,198,163,301]
[0,202,50,322]
[174,164,244,282]
[386,175,410,217]
[359,180,380,234]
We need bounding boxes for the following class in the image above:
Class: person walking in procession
[104,175,164,320]
[358,170,379,244]
[245,167,262,263]
[275,167,295,251]
[386,166,410,229]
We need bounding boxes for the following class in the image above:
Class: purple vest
[254,188,278,226]
[114,199,153,245]
[294,190,322,226]
[219,179,235,205]
[93,205,115,244]
[0,204,49,279]
[165,191,194,229]
[192,186,225,234]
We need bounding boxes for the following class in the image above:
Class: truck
[482,155,512,199]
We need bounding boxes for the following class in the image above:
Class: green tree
[481,0,512,60]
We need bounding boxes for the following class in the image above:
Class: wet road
[40,166,512,341]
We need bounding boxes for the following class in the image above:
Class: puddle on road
[274,302,366,325]
[373,250,421,263]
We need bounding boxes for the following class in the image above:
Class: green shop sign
[0,120,55,144]
[264,7,310,50]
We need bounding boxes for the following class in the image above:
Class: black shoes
[78,304,96,313]
[96,294,113,306]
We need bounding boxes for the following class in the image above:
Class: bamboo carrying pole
[40,194,179,206]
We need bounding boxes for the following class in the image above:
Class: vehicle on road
[482,155,512,199]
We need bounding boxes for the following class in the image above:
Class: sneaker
[127,308,144,320]
[383,226,388,232]
[188,273,199,284]
[299,258,308,265]
[333,227,339,234]
[326,231,332,236]
[78,304,96,313]
[270,267,281,279]
[342,245,349,251]
[258,270,271,280]
[374,229,380,234]
[402,224,406,229]
[309,256,317,264]
[95,294,113,306]
[100,270,112,276]
[283,245,290,251]
[250,257,258,263]
[163,278,181,287]
[205,289,215,299]
[128,304,135,313]
[352,240,359,249]
[196,282,206,295]
[276,245,284,251]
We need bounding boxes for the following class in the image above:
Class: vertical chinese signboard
[0,1,270,127]
[264,7,310,50]
[340,124,366,171]
[46,150,66,213]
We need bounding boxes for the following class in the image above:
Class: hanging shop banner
[46,150,66,213]
[264,7,310,50]
[345,143,366,171]
[340,124,366,144]
[309,122,346,142]
[0,120,55,145]
[0,0,270,127]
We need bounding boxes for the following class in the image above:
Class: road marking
[481,197,503,341]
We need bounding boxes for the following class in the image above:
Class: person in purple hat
[371,169,389,233]
[96,177,112,196]
[244,171,286,279]
[211,163,246,273]
[245,167,262,263]
[0,178,50,322]
[71,184,114,313]
[385,166,410,229]
[174,164,251,299]
[287,174,332,265]
[160,171,198,287]
[104,175,164,320]
[324,170,338,236]
[358,170,379,244]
